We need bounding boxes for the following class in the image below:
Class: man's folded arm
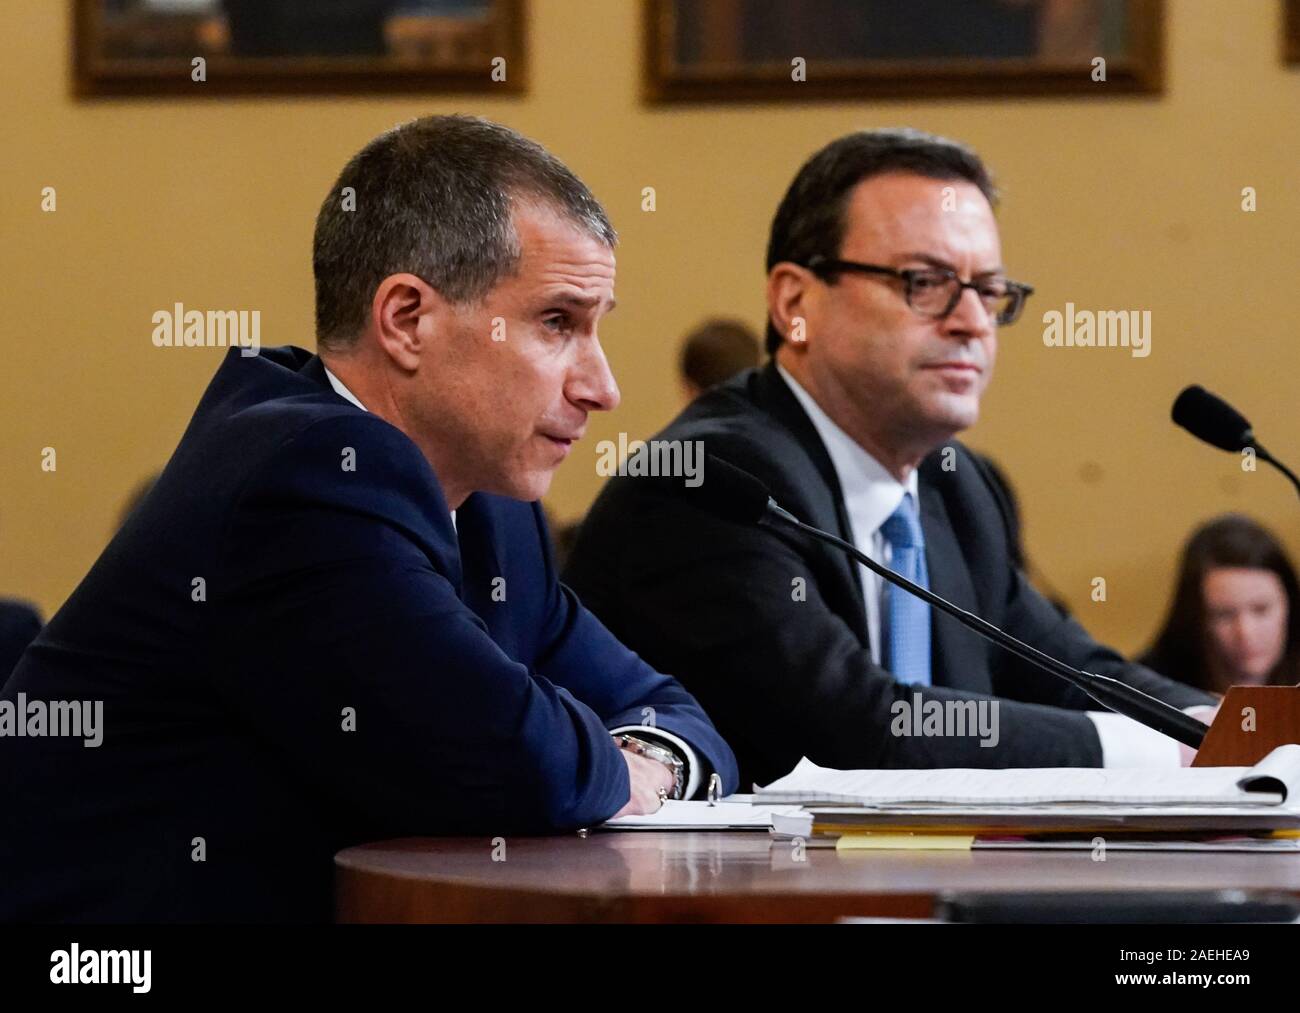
[996,573,1214,765]
[997,561,1216,713]
[966,449,1215,715]
[530,505,739,797]
[577,491,1109,774]
[211,555,633,834]
[204,417,633,835]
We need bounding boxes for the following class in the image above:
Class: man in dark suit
[565,128,1213,789]
[0,116,736,922]
[0,598,40,682]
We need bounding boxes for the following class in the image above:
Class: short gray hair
[313,115,617,349]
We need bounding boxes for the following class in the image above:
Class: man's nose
[941,285,995,340]
[568,338,621,412]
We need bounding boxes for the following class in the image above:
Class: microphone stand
[761,499,1210,749]
[1252,440,1300,502]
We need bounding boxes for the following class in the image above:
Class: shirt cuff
[1086,711,1182,768]
[609,725,702,799]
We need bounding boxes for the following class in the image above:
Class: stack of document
[759,745,1300,852]
[601,798,797,830]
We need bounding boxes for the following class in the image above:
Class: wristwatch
[614,734,686,800]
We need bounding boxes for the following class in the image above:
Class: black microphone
[1171,384,1253,451]
[1173,385,1300,501]
[690,454,1209,749]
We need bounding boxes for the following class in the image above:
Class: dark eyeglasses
[805,255,1034,326]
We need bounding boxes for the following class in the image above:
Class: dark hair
[313,115,616,350]
[679,318,761,393]
[1141,514,1300,693]
[763,127,998,354]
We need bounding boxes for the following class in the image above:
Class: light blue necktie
[880,493,931,685]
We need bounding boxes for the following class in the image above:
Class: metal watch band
[614,734,685,800]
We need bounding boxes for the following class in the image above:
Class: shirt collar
[776,362,919,535]
[322,365,367,411]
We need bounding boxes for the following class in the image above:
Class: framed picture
[73,0,527,98]
[644,0,1164,103]
[1286,0,1300,64]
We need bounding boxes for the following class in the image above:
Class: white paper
[755,745,1300,808]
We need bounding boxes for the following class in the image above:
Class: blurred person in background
[1141,514,1299,694]
[679,318,760,404]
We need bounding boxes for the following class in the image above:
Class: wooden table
[334,832,1300,923]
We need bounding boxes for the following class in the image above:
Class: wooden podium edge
[1191,686,1300,766]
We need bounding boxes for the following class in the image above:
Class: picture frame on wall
[1286,0,1300,64]
[644,0,1164,103]
[73,0,527,98]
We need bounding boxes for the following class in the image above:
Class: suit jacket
[0,346,736,923]
[564,362,1212,788]
[0,599,40,683]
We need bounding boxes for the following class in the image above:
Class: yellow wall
[2,0,1297,656]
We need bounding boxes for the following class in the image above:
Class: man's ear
[766,262,815,351]
[370,273,443,371]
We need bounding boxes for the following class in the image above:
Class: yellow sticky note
[835,833,975,851]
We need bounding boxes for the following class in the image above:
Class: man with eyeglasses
[564,128,1214,785]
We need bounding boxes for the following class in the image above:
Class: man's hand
[611,747,676,818]
[1179,703,1222,766]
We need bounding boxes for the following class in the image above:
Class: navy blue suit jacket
[0,346,737,923]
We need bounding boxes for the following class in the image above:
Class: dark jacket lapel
[454,494,504,618]
[918,465,991,693]
[752,363,854,540]
[750,363,868,637]
[298,353,334,393]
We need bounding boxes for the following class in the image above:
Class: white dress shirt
[776,365,1181,768]
[323,365,700,793]
[322,365,365,411]
[777,365,916,667]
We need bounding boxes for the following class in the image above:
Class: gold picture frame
[644,0,1164,103]
[1286,0,1300,64]
[73,0,527,98]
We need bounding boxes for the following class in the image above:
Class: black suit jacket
[564,363,1212,787]
[0,599,41,683]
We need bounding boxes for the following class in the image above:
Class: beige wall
[2,0,1297,656]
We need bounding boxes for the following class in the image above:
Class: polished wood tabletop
[334,831,1300,923]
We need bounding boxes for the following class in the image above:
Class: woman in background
[1142,514,1299,693]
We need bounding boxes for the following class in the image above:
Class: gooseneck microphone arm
[1254,443,1300,501]
[761,499,1210,749]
